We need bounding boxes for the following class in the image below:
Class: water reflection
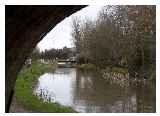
[34,68,155,113]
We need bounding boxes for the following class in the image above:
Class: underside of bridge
[6,5,86,112]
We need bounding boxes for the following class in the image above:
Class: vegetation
[111,67,128,74]
[15,62,75,112]
[32,46,76,62]
[76,63,97,70]
[72,5,155,79]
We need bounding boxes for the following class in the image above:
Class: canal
[33,68,155,113]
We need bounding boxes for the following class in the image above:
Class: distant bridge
[57,57,76,63]
[57,60,76,63]
[57,60,76,68]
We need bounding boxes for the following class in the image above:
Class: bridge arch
[6,5,86,112]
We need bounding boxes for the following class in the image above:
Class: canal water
[33,68,155,113]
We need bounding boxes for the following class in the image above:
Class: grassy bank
[14,62,75,112]
[76,64,128,74]
[111,67,128,74]
[76,63,97,70]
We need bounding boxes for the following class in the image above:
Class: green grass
[76,63,96,70]
[111,67,128,74]
[15,62,75,112]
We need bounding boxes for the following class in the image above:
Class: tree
[71,5,155,78]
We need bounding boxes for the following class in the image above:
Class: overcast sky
[37,6,104,52]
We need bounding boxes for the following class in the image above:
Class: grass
[76,64,128,74]
[76,63,96,70]
[14,62,75,112]
[111,67,128,74]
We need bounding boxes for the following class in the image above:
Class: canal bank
[13,62,75,112]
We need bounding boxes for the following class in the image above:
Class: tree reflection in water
[34,68,155,113]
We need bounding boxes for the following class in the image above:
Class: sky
[37,6,104,52]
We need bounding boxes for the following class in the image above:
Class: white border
[0,0,159,116]
[156,4,160,114]
[5,0,157,5]
[0,0,5,114]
